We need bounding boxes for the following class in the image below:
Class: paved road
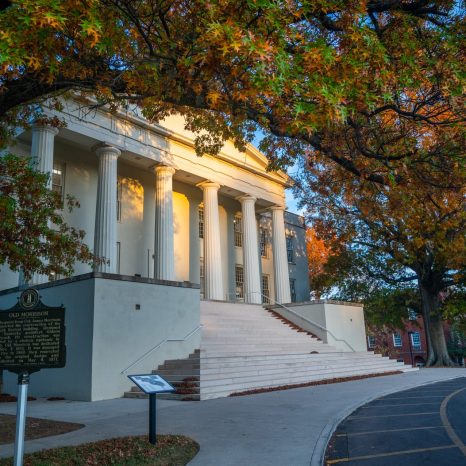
[325,377,466,466]
[1,369,465,466]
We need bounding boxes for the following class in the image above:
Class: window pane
[117,178,122,222]
[286,236,294,263]
[235,265,244,299]
[411,332,421,349]
[393,333,402,347]
[200,259,205,299]
[289,278,296,302]
[198,206,204,238]
[260,229,268,258]
[52,163,65,200]
[116,242,121,274]
[234,215,242,247]
[261,275,270,304]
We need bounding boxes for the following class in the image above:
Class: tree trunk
[419,282,455,367]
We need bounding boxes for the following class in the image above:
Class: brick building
[366,311,463,366]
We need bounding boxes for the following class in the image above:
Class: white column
[154,165,175,281]
[270,206,291,304]
[198,181,224,300]
[26,125,59,285]
[238,195,262,304]
[94,144,120,273]
[31,125,59,186]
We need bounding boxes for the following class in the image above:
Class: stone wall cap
[0,272,200,296]
[269,299,364,309]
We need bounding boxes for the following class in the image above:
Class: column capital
[236,194,257,204]
[197,180,221,191]
[93,143,121,158]
[153,165,176,176]
[269,204,285,212]
[32,125,59,136]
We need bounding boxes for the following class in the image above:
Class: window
[261,275,270,304]
[407,308,417,320]
[198,205,204,238]
[147,249,154,278]
[286,235,294,263]
[392,332,402,347]
[260,228,268,258]
[49,271,62,281]
[235,265,244,300]
[52,162,65,200]
[117,178,122,222]
[200,259,205,299]
[367,335,376,349]
[289,278,296,303]
[116,242,121,274]
[234,214,243,247]
[411,332,421,349]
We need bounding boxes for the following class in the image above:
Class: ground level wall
[0,273,200,401]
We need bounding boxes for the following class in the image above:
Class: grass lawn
[0,435,199,465]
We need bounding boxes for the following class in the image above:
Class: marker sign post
[0,289,66,466]
[128,374,175,445]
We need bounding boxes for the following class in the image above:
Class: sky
[252,130,304,216]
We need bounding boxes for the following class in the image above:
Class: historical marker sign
[0,289,67,466]
[0,289,66,374]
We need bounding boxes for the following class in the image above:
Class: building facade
[0,100,309,304]
[0,101,311,400]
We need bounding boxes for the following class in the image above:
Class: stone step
[200,366,410,399]
[146,374,201,383]
[197,349,343,358]
[200,345,332,352]
[156,354,399,378]
[199,360,401,378]
[124,301,415,402]
[156,357,392,375]
[184,351,384,364]
[199,362,404,387]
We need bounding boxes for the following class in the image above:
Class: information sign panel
[128,374,175,394]
[0,289,66,374]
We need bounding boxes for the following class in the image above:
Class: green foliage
[0,1,463,180]
[309,245,421,328]
[444,289,466,333]
[0,153,101,280]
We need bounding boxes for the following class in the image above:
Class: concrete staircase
[125,301,416,400]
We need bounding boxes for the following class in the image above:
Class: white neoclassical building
[0,99,317,400]
[1,100,310,304]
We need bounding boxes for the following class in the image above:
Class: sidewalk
[0,369,464,466]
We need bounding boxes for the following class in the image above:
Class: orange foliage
[306,228,332,283]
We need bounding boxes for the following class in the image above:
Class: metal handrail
[120,324,202,375]
[226,291,355,352]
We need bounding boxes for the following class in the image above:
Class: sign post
[128,374,175,445]
[0,288,66,466]
[14,372,29,466]
[149,393,156,444]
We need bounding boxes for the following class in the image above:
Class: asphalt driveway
[325,377,466,466]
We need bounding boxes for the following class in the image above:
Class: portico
[0,101,316,402]
[2,102,300,305]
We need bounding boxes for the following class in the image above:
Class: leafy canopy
[0,0,464,182]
